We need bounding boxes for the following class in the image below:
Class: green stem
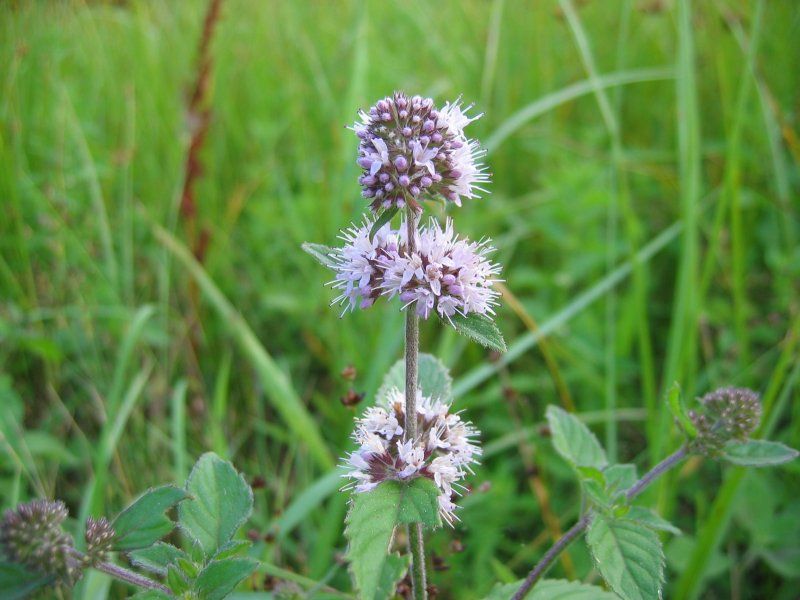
[404,206,426,600]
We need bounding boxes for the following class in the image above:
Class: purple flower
[352,92,490,212]
[343,388,481,524]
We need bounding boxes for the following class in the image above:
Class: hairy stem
[69,548,172,595]
[404,206,426,600]
[511,446,689,600]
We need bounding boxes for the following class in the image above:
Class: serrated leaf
[301,242,338,270]
[484,578,618,600]
[179,453,254,558]
[369,206,399,240]
[546,406,608,470]
[167,563,190,594]
[626,506,682,535]
[195,557,258,600]
[345,478,440,600]
[577,466,610,507]
[604,463,638,494]
[0,561,55,600]
[213,539,252,560]
[448,313,507,352]
[131,591,171,600]
[112,485,187,551]
[721,440,799,467]
[377,353,452,402]
[667,382,696,438]
[586,515,664,600]
[128,542,188,576]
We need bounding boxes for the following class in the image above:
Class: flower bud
[689,387,762,456]
[84,516,115,566]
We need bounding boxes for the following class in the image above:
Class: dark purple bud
[442,274,457,285]
[379,173,390,183]
[399,175,410,187]
[432,132,443,143]
[396,96,408,108]
[396,198,406,208]
[433,173,442,182]
[430,110,438,119]
[412,115,421,123]
[420,135,430,145]
[375,189,384,198]
[357,128,369,139]
[400,291,417,303]
[362,175,376,186]
[451,139,463,149]
[381,112,392,121]
[402,127,412,137]
[423,119,435,132]
[399,110,409,119]
[395,156,409,172]
[362,189,375,198]
[410,185,420,196]
[448,284,463,296]
[420,176,433,188]
[357,157,373,169]
[384,182,394,192]
[377,100,389,112]
[450,170,462,179]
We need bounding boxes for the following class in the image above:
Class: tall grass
[1,1,798,598]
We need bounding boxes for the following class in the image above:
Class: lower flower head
[328,218,501,320]
[0,499,80,586]
[343,388,481,525]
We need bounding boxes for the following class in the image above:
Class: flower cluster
[354,92,489,212]
[689,387,761,456]
[343,388,481,524]
[0,499,80,586]
[84,516,115,566]
[329,218,500,319]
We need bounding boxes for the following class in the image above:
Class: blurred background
[1,0,798,598]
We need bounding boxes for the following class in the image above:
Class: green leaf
[667,382,697,438]
[377,353,453,402]
[625,506,682,536]
[369,206,399,240]
[128,542,189,576]
[448,313,507,353]
[167,564,190,594]
[213,539,252,560]
[546,406,608,470]
[586,515,664,600]
[576,466,611,508]
[721,440,799,467]
[484,578,618,600]
[195,557,258,600]
[301,242,337,270]
[131,591,171,600]
[604,463,638,494]
[345,479,440,600]
[179,453,254,558]
[112,485,187,551]
[0,562,55,600]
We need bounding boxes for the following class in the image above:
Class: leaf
[721,440,799,467]
[576,466,611,508]
[625,506,682,536]
[167,564,190,594]
[128,542,188,576]
[377,353,453,402]
[179,453,254,558]
[213,539,252,560]
[604,463,638,494]
[448,313,507,353]
[345,479,440,600]
[667,382,697,438]
[545,406,608,470]
[586,515,665,600]
[0,562,55,600]
[131,591,171,600]
[112,485,188,551]
[301,242,338,270]
[369,206,399,240]
[195,557,258,600]
[484,578,618,600]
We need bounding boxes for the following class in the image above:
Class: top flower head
[353,92,489,212]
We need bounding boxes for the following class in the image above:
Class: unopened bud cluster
[343,388,481,525]
[688,387,761,456]
[354,92,489,211]
[0,499,80,586]
[329,217,500,319]
[84,516,115,565]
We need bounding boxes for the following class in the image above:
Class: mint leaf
[546,406,608,470]
[604,463,638,494]
[195,557,258,600]
[484,578,618,600]
[128,542,188,576]
[0,562,55,600]
[625,506,682,536]
[721,440,799,467]
[448,313,507,353]
[112,485,187,551]
[586,515,665,600]
[345,478,440,600]
[301,242,338,270]
[179,453,254,558]
[377,353,453,402]
[369,206,399,240]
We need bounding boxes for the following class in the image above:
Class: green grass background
[1,0,799,598]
